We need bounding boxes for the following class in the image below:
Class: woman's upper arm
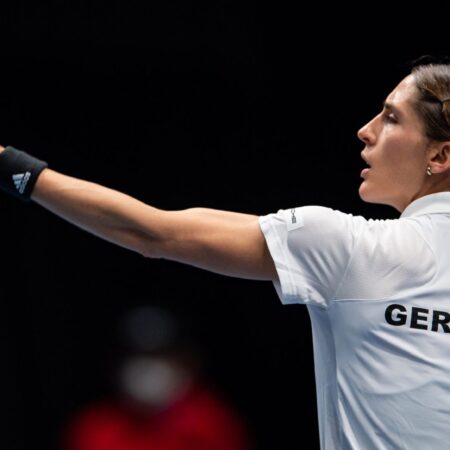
[148,207,277,281]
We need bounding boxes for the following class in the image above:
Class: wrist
[0,146,48,201]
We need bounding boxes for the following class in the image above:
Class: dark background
[0,3,447,449]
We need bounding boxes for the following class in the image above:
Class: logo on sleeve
[285,208,304,231]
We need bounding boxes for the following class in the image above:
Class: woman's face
[357,75,431,212]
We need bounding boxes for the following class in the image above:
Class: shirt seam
[331,220,364,303]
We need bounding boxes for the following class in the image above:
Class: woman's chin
[358,183,378,204]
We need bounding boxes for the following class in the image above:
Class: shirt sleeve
[259,206,366,308]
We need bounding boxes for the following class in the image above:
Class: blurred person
[61,306,253,450]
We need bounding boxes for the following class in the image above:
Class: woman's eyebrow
[382,101,402,116]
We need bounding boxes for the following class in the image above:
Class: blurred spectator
[61,306,253,450]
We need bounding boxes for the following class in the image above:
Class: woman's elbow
[120,228,165,259]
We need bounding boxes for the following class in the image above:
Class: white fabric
[259,192,450,450]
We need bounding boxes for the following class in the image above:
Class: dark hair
[409,56,450,142]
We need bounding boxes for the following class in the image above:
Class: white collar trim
[401,192,450,218]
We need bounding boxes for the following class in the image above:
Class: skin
[0,73,449,279]
[357,74,450,212]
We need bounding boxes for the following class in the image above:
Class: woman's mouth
[360,155,372,178]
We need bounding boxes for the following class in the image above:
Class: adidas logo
[12,172,31,194]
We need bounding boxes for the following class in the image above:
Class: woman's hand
[0,146,4,154]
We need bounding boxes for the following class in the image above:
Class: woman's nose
[357,118,376,146]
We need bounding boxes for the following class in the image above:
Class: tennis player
[1,58,449,449]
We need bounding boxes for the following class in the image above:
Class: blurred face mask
[119,356,191,409]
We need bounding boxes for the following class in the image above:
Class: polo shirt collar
[401,192,450,218]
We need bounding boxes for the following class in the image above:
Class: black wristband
[0,146,48,201]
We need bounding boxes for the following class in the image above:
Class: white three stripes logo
[12,172,31,194]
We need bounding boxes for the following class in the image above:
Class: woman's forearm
[32,168,165,256]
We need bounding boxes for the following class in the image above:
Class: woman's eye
[383,113,397,124]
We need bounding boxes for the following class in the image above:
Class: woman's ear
[429,142,450,174]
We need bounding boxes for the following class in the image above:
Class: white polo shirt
[259,192,450,450]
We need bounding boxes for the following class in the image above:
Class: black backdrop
[0,3,447,449]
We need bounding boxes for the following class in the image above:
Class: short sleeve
[259,206,366,308]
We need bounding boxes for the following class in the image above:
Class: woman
[0,58,449,449]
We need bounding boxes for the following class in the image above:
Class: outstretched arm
[0,146,276,281]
